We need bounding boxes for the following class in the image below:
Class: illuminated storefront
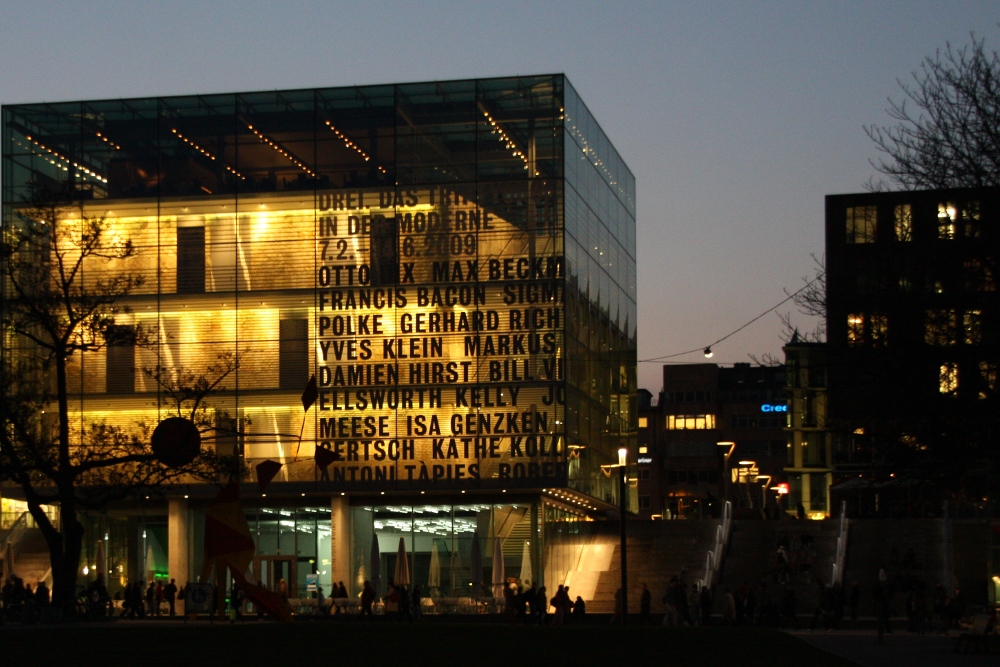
[2,76,635,600]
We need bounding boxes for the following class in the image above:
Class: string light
[171,128,245,180]
[21,135,107,183]
[639,273,826,363]
[482,110,536,176]
[95,131,121,150]
[246,123,315,177]
[324,121,387,174]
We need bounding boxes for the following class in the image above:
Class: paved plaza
[791,629,996,667]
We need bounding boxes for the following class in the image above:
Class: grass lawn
[0,621,855,667]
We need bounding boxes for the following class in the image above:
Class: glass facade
[562,81,638,509]
[2,75,635,597]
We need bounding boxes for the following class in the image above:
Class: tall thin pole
[619,466,628,625]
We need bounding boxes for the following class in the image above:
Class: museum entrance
[252,555,295,597]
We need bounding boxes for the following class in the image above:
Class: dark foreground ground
[791,629,998,667]
[0,620,855,667]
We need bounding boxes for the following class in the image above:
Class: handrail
[698,501,732,589]
[830,500,848,586]
[0,511,32,550]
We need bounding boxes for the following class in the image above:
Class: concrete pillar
[330,496,350,593]
[168,497,190,585]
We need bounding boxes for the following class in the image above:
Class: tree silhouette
[0,186,236,610]
[867,31,1000,190]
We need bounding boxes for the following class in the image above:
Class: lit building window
[666,414,716,430]
[870,314,888,347]
[925,310,957,346]
[979,362,997,399]
[638,417,648,429]
[638,445,648,454]
[847,313,865,346]
[846,206,876,244]
[938,202,957,239]
[894,204,912,241]
[939,363,959,396]
[963,309,982,345]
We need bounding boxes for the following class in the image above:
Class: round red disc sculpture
[151,416,202,468]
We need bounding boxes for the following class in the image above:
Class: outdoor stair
[715,519,840,616]
[551,520,719,614]
[8,528,52,588]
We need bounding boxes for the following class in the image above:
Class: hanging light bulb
[703,347,714,358]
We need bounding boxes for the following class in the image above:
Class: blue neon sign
[760,404,787,413]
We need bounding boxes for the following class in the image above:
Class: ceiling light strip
[323,121,387,174]
[246,123,315,177]
[171,128,246,180]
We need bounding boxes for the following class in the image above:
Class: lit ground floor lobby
[36,489,611,610]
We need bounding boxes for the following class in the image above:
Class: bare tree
[866,31,1000,190]
[0,187,232,609]
[143,350,251,461]
[771,254,826,345]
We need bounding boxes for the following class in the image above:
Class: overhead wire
[638,273,825,363]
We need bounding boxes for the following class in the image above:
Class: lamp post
[603,447,630,624]
[772,482,789,517]
[716,441,736,507]
[617,446,628,626]
[737,461,757,508]
[755,475,772,516]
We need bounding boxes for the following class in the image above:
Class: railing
[698,501,732,590]
[830,500,848,586]
[0,511,32,551]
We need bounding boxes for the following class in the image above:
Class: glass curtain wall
[349,502,538,600]
[2,77,575,495]
[561,81,638,508]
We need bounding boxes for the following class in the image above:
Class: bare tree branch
[866,31,1000,190]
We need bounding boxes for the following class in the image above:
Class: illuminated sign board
[309,186,566,488]
[760,404,787,413]
[637,457,653,464]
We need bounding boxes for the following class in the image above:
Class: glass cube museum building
[1,75,636,599]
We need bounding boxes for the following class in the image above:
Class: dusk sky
[2,1,997,394]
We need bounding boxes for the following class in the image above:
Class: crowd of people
[348,578,586,624]
[116,578,180,618]
[1,574,51,621]
[502,580,586,624]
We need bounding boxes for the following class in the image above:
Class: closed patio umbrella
[491,537,505,598]
[145,544,155,583]
[469,535,482,599]
[2,541,14,581]
[369,533,381,597]
[519,540,532,588]
[428,541,441,594]
[394,537,410,587]
[95,539,107,583]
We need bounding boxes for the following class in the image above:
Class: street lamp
[755,475,771,515]
[717,441,736,505]
[771,483,788,517]
[603,447,630,625]
[617,446,628,626]
[737,461,757,508]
